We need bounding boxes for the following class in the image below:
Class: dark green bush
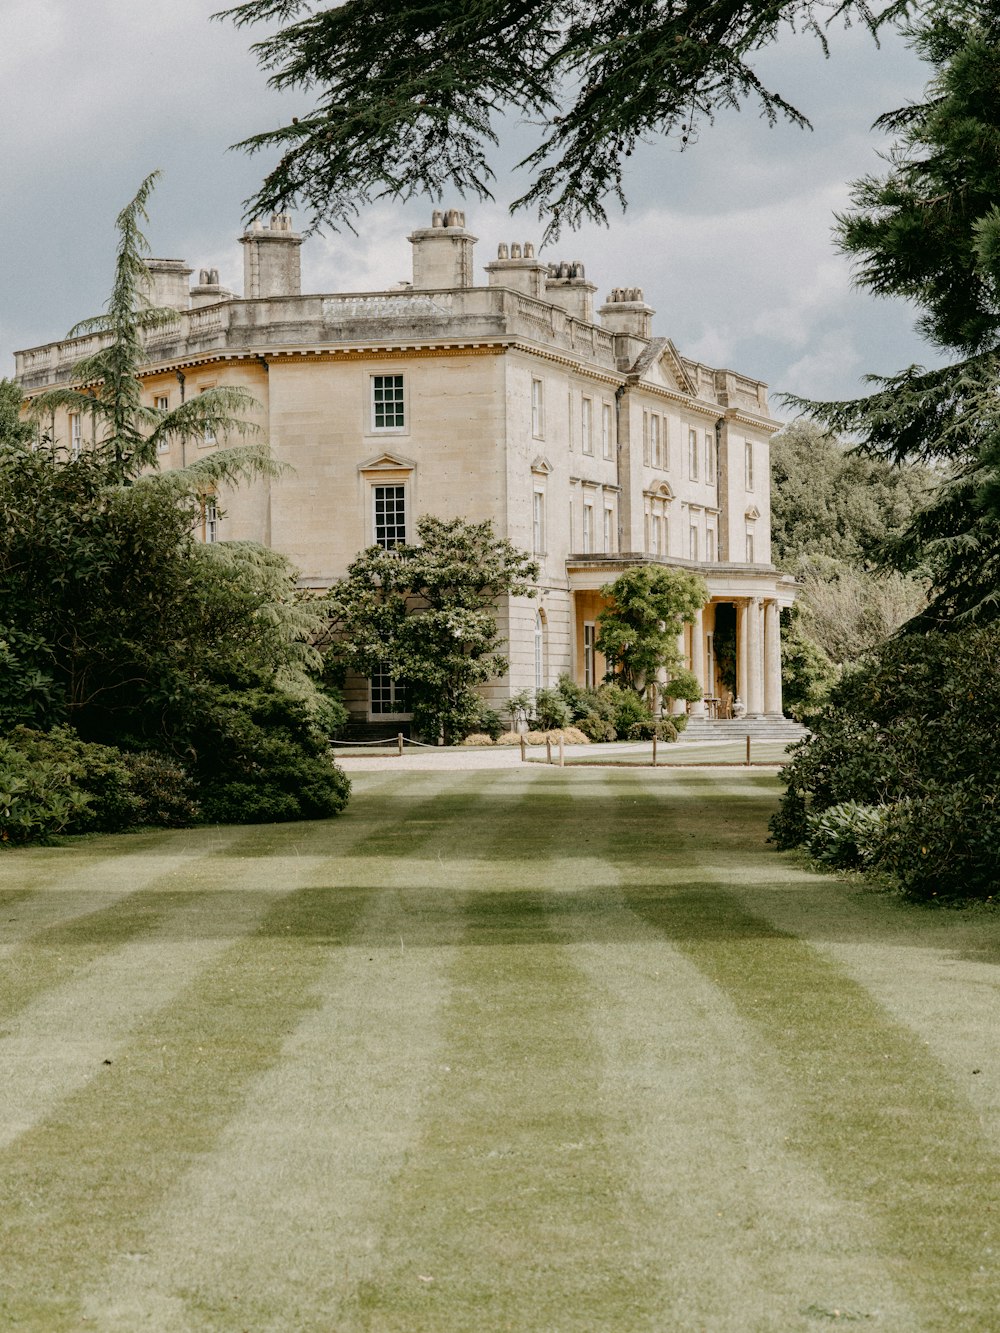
[576,713,616,742]
[804,801,886,869]
[190,683,351,825]
[121,752,200,827]
[7,726,139,833]
[629,718,679,742]
[771,625,1000,899]
[470,700,505,741]
[0,735,91,844]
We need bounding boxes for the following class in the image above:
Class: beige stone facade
[15,209,795,724]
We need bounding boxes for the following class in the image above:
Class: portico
[566,555,796,718]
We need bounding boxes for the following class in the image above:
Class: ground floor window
[370,667,410,716]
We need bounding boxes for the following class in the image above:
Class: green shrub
[0,736,91,844]
[628,718,679,742]
[7,726,139,833]
[576,713,616,742]
[121,751,200,827]
[534,687,572,730]
[189,682,351,825]
[603,686,650,739]
[805,801,887,869]
[771,625,1000,899]
[469,700,505,741]
[663,668,702,704]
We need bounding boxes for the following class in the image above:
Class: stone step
[679,716,807,743]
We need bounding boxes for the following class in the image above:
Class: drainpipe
[176,370,187,467]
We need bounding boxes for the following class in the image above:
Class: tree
[30,172,266,487]
[328,515,539,743]
[769,420,930,666]
[0,179,351,826]
[770,420,932,568]
[595,564,706,696]
[787,5,1000,626]
[219,0,907,240]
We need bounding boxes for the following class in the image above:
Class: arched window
[534,611,545,692]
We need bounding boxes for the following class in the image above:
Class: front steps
[678,716,808,744]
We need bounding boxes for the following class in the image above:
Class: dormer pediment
[630,337,697,395]
[745,504,761,521]
[358,450,416,473]
[531,454,554,475]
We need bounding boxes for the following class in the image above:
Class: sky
[1,1,939,412]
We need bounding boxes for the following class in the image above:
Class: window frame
[582,500,594,553]
[371,373,407,433]
[583,622,597,689]
[369,667,411,720]
[688,427,699,481]
[532,488,546,556]
[745,440,755,491]
[581,396,594,456]
[69,412,81,459]
[531,378,544,438]
[601,402,612,460]
[373,482,407,550]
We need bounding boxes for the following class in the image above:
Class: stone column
[764,598,783,717]
[736,599,749,711]
[671,629,687,715]
[746,597,764,718]
[690,607,706,717]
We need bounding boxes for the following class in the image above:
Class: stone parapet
[15,285,624,389]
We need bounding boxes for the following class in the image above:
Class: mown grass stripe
[350,773,670,1332]
[77,771,537,1330]
[611,773,1000,1331]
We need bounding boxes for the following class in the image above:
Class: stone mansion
[14,209,794,725]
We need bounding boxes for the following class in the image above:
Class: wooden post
[746,734,751,767]
[558,736,564,767]
[520,734,527,762]
[397,732,404,756]
[652,733,658,767]
[546,736,552,765]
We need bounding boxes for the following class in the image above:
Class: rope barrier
[330,737,401,747]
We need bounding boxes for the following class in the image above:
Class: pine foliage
[218,0,907,240]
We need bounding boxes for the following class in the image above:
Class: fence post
[520,734,526,763]
[558,736,565,767]
[546,736,552,765]
[397,732,404,756]
[746,734,751,767]
[652,734,658,768]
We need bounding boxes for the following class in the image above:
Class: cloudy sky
[2,1,939,411]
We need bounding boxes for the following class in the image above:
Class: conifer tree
[219,0,907,239]
[787,3,1000,625]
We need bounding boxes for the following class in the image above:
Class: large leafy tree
[329,515,538,743]
[0,178,350,824]
[219,0,907,239]
[788,4,1000,625]
[595,564,706,695]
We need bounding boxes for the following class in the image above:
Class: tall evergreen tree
[219,0,907,239]
[787,4,1000,625]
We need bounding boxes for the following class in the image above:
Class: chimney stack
[240,213,303,299]
[544,260,597,322]
[485,240,548,299]
[408,209,477,290]
[143,259,193,312]
[598,287,655,339]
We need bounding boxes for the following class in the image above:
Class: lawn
[0,767,997,1331]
